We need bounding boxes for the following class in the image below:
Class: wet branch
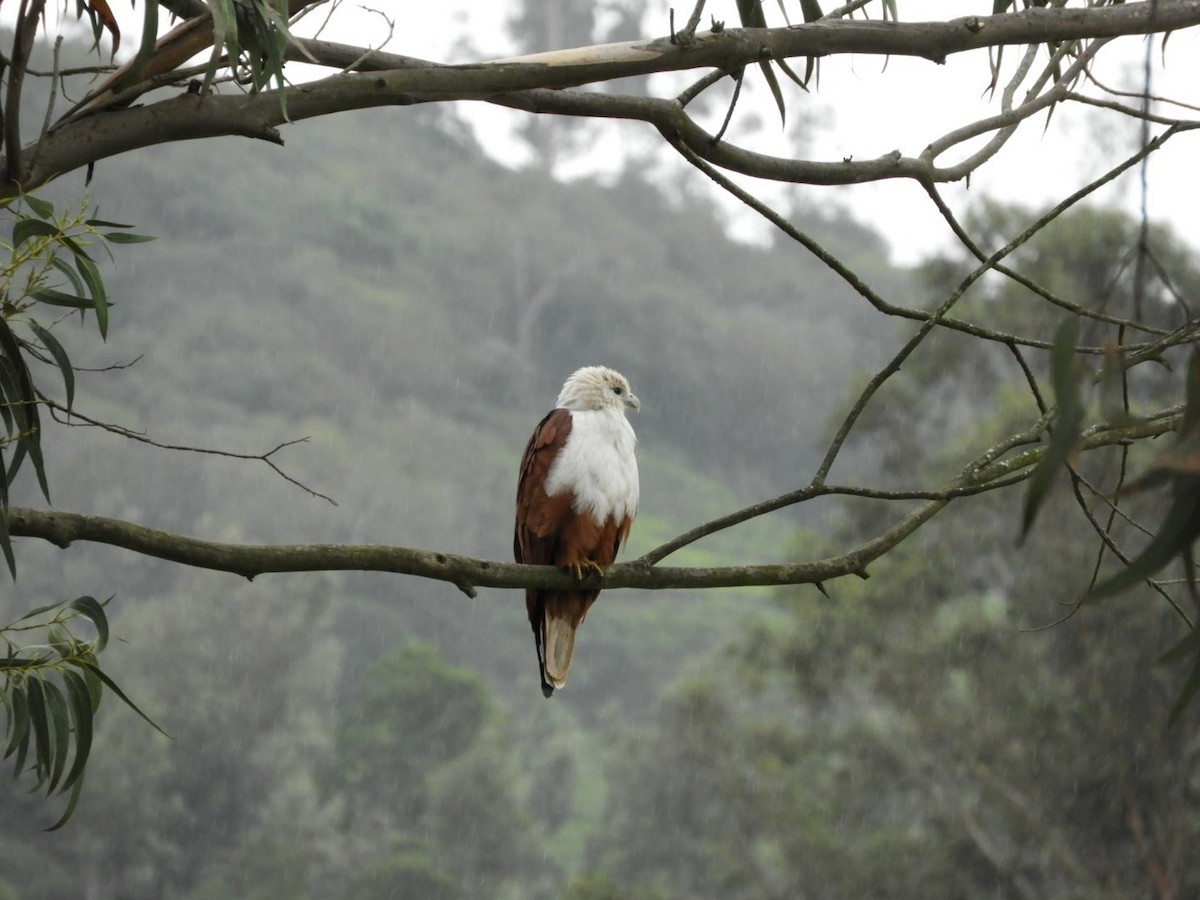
[5,3,1200,201]
[8,410,1178,594]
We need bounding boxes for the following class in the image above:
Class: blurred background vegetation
[3,10,1200,898]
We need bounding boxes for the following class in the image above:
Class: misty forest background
[3,13,1200,900]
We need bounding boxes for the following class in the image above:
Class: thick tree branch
[7,411,1177,593]
[4,2,1199,200]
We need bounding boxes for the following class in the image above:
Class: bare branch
[42,397,337,504]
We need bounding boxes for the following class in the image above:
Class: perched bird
[514,366,640,697]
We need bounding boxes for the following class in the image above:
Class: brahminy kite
[514,366,640,697]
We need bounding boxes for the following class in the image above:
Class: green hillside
[1,96,902,896]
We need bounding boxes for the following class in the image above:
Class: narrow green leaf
[48,256,87,296]
[84,218,136,229]
[1021,318,1083,539]
[45,774,85,831]
[734,0,788,125]
[7,686,31,777]
[22,195,55,220]
[735,0,764,29]
[0,358,30,474]
[774,56,809,91]
[759,60,787,126]
[0,383,11,434]
[26,320,75,411]
[101,232,155,245]
[47,625,73,659]
[25,677,50,785]
[42,679,71,794]
[57,233,91,263]
[32,288,93,310]
[11,218,59,250]
[60,670,93,793]
[74,255,108,339]
[0,318,48,501]
[67,595,109,653]
[128,0,159,81]
[4,433,26,487]
[67,655,104,712]
[81,662,169,738]
[1087,482,1200,600]
[11,598,65,624]
[4,682,29,759]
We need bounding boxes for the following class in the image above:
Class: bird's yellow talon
[568,560,605,580]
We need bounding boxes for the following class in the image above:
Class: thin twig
[711,67,744,144]
[41,396,337,505]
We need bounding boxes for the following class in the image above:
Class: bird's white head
[556,366,641,413]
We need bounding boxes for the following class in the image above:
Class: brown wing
[514,409,634,697]
[515,408,577,697]
[514,408,573,567]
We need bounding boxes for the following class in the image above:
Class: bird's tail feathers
[542,612,577,692]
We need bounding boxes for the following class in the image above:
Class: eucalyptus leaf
[0,514,18,579]
[1020,318,1083,539]
[48,256,87,296]
[4,682,30,760]
[26,319,75,411]
[1086,481,1200,600]
[21,195,55,220]
[33,288,93,310]
[7,685,31,777]
[82,662,170,738]
[0,317,49,501]
[73,254,108,338]
[42,678,71,794]
[11,598,65,624]
[11,218,59,251]
[60,669,94,793]
[68,595,109,653]
[46,774,85,831]
[102,232,156,245]
[25,676,50,785]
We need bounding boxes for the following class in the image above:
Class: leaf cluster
[1,594,164,830]
[0,194,154,825]
[0,195,152,576]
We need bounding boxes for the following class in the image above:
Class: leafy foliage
[0,197,155,823]
[0,196,151,576]
[1,595,164,829]
[1020,316,1084,539]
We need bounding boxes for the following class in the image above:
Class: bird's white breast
[545,408,639,523]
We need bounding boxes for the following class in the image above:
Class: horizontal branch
[5,412,1177,596]
[6,1,1200,199]
[5,504,931,595]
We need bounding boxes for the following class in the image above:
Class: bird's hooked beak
[626,392,641,412]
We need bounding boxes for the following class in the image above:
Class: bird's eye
[613,386,624,395]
